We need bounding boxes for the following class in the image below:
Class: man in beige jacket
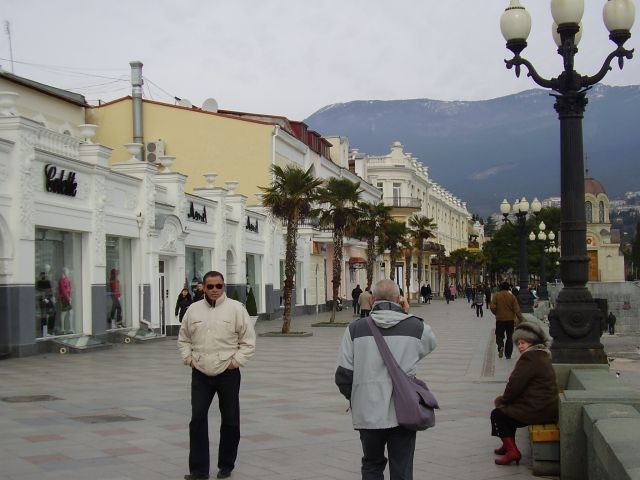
[490,282,525,360]
[178,271,256,480]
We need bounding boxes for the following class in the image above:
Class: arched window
[598,201,605,223]
[585,201,593,223]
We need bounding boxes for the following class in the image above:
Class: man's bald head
[372,279,400,302]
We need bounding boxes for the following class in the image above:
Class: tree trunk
[389,251,396,281]
[281,215,299,333]
[404,251,412,301]
[417,248,424,288]
[330,226,344,323]
[366,236,375,290]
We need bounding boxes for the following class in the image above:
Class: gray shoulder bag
[366,317,438,431]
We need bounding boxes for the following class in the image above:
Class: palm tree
[260,164,323,333]
[401,232,414,301]
[408,215,438,291]
[316,178,362,322]
[378,220,408,282]
[355,202,393,290]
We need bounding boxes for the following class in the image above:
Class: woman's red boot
[494,437,521,465]
[494,441,507,455]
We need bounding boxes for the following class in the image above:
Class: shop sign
[246,216,259,233]
[188,202,207,223]
[44,164,77,197]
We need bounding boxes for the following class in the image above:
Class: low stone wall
[557,366,640,480]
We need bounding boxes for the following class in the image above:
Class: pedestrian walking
[484,284,492,310]
[420,283,428,304]
[352,284,363,316]
[465,284,473,303]
[193,281,205,302]
[491,322,558,466]
[474,287,484,318]
[178,271,256,480]
[425,284,432,304]
[175,287,193,323]
[607,311,617,335]
[489,282,525,359]
[358,287,373,318]
[335,279,437,480]
[449,284,457,302]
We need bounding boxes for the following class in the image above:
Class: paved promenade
[2,298,608,480]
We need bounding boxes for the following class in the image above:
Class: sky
[3,0,640,120]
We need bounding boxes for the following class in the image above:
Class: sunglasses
[205,283,225,290]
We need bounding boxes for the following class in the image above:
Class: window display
[106,236,131,329]
[186,247,211,296]
[35,228,82,337]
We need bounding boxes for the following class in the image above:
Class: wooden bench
[529,424,560,476]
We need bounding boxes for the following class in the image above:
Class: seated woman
[490,321,559,466]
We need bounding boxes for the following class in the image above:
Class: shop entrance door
[158,260,168,335]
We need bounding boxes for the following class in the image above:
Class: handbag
[366,317,438,431]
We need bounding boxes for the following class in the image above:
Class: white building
[327,138,471,298]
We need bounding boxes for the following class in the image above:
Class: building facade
[329,138,471,299]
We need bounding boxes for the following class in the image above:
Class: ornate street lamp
[500,0,635,363]
[500,196,542,313]
[530,223,556,300]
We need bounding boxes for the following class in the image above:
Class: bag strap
[366,317,403,373]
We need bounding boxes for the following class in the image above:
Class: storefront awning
[348,257,367,265]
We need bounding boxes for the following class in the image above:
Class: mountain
[304,85,640,217]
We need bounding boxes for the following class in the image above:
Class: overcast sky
[3,1,639,120]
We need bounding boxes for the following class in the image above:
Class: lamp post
[500,196,542,313]
[529,222,556,300]
[500,0,635,363]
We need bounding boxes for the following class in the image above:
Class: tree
[408,215,437,291]
[316,178,363,322]
[245,288,257,316]
[355,202,393,289]
[484,216,497,237]
[260,164,323,333]
[378,220,408,281]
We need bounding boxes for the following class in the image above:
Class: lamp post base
[548,287,607,364]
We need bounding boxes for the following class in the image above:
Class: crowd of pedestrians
[171,269,559,480]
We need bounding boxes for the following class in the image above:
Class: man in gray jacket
[335,279,437,480]
[178,271,256,480]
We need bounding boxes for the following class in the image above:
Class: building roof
[0,70,88,107]
[585,171,607,196]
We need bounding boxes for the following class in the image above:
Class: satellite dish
[177,98,192,108]
[202,98,219,112]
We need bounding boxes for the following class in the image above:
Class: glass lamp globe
[501,0,532,42]
[604,0,636,32]
[551,0,585,25]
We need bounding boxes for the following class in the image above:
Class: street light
[500,196,542,313]
[500,0,635,364]
[530,222,555,300]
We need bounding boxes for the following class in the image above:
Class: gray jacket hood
[370,300,411,329]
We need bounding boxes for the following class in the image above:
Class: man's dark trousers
[189,368,241,477]
[495,320,515,358]
[359,427,416,479]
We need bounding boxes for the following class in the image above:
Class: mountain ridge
[304,84,640,216]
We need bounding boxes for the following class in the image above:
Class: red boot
[494,437,521,465]
[494,439,507,455]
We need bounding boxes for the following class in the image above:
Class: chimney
[130,61,144,145]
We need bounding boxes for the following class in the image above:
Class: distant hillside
[304,85,640,216]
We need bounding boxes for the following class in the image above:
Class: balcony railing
[384,197,422,209]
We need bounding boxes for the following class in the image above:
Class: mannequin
[58,267,73,334]
[36,264,55,336]
[109,268,123,328]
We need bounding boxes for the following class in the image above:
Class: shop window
[246,254,262,312]
[186,247,212,296]
[35,228,82,337]
[106,236,132,329]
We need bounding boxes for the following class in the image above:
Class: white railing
[36,130,80,159]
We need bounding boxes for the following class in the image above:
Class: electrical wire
[0,56,127,80]
[143,76,175,102]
